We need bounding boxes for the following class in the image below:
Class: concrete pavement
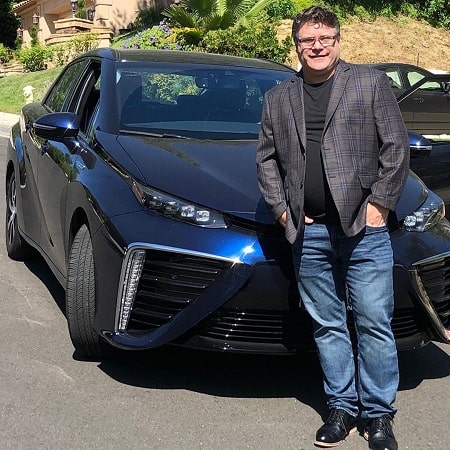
[0,112,19,137]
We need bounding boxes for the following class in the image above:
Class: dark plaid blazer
[256,59,410,244]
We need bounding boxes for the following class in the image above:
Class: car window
[406,70,426,87]
[74,64,101,136]
[383,68,402,89]
[116,63,290,139]
[405,68,440,90]
[44,60,87,112]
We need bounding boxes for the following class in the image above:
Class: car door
[20,60,88,251]
[19,101,50,246]
[36,59,101,274]
[377,65,413,128]
[402,70,450,136]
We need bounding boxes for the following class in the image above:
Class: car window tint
[116,64,290,139]
[44,60,87,112]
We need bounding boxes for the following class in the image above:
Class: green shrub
[71,32,99,55]
[17,45,53,72]
[200,18,293,64]
[0,43,12,64]
[353,5,373,21]
[266,0,297,19]
[30,26,39,47]
[400,2,420,19]
[51,33,99,66]
[323,0,407,22]
[419,0,450,29]
[292,0,317,12]
[122,20,181,50]
[51,44,68,66]
[75,0,86,19]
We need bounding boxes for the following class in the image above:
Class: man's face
[296,21,340,80]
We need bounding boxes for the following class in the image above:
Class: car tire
[5,170,31,260]
[66,224,114,360]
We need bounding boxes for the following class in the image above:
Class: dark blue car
[5,49,450,359]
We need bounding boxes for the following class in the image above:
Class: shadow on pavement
[20,251,450,413]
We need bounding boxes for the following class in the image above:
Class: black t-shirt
[302,77,339,223]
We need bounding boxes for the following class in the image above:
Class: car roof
[79,47,295,72]
[366,62,432,73]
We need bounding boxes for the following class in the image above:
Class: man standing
[256,5,409,450]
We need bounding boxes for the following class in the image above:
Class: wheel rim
[7,176,18,247]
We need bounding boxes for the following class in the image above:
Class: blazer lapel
[288,75,307,151]
[325,61,350,129]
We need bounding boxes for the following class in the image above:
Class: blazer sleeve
[368,71,410,210]
[256,92,287,221]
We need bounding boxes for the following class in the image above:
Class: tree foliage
[0,0,20,49]
[324,0,450,29]
[163,0,275,35]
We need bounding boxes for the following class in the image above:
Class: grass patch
[0,66,62,114]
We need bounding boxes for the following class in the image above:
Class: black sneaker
[364,415,398,450]
[314,408,357,447]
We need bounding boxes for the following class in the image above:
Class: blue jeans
[292,222,399,420]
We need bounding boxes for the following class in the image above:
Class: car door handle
[412,97,424,103]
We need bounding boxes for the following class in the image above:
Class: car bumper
[97,213,450,353]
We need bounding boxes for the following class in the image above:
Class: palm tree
[163,0,274,32]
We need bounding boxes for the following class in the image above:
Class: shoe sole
[313,426,357,448]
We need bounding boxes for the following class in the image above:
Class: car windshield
[115,62,292,140]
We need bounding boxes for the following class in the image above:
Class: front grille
[197,308,314,349]
[391,308,424,337]
[201,310,287,343]
[415,254,450,328]
[128,250,232,331]
[197,305,422,349]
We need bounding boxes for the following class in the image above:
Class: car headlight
[132,180,227,228]
[403,190,445,232]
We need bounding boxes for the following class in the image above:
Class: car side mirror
[33,112,80,141]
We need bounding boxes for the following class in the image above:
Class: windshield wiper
[119,129,191,139]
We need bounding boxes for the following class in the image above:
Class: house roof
[12,0,37,14]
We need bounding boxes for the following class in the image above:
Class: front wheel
[66,224,114,360]
[5,170,31,260]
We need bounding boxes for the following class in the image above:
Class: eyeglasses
[296,35,338,48]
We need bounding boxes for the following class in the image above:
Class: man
[256,5,409,450]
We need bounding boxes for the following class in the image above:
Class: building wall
[106,0,174,34]
[13,0,175,47]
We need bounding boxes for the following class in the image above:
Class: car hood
[116,134,272,222]
[112,135,429,226]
